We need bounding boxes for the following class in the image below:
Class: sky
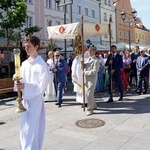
[130,0,150,29]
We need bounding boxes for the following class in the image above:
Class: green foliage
[0,0,27,77]
[0,0,27,30]
[23,26,42,36]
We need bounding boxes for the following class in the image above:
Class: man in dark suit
[50,51,66,107]
[105,45,123,103]
[136,49,149,95]
[130,46,140,87]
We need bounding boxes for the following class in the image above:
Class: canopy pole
[109,17,112,93]
[81,16,85,112]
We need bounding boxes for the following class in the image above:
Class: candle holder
[13,49,26,113]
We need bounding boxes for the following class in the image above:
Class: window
[124,32,126,39]
[104,12,107,21]
[142,34,144,40]
[145,35,147,40]
[122,3,125,10]
[56,21,60,25]
[26,16,33,28]
[108,0,111,6]
[55,1,60,10]
[77,5,81,14]
[136,33,137,38]
[126,5,129,11]
[105,0,107,5]
[120,31,122,38]
[92,9,95,18]
[85,7,88,16]
[110,14,112,22]
[47,20,52,26]
[46,0,51,8]
[26,0,32,3]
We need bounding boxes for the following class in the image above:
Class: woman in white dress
[45,51,56,101]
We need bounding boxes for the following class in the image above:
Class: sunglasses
[55,55,60,57]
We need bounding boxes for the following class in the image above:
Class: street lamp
[55,0,73,60]
[120,9,137,51]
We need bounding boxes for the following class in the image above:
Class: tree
[0,0,27,76]
[23,26,42,37]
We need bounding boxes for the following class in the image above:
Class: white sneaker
[86,110,93,116]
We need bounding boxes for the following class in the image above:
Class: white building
[26,0,116,48]
[72,0,100,45]
[100,0,116,46]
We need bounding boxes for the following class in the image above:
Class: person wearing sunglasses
[49,51,67,107]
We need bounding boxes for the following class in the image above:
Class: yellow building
[135,21,150,45]
[113,0,150,48]
[113,0,135,49]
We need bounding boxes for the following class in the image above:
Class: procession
[1,0,150,150]
[0,22,150,150]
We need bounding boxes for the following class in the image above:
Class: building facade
[26,0,116,48]
[113,0,136,49]
[100,0,116,46]
[26,0,71,47]
[135,22,150,45]
[1,0,149,49]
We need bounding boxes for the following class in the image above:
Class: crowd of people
[10,35,150,150]
[71,44,150,112]
[45,44,150,110]
[89,45,150,96]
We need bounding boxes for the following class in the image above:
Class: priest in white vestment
[72,52,88,106]
[15,36,49,150]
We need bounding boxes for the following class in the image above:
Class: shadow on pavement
[94,94,150,115]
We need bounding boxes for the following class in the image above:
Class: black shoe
[58,104,61,108]
[55,102,60,105]
[118,97,123,101]
[106,98,113,103]
[143,91,147,94]
[81,103,87,108]
[137,92,141,95]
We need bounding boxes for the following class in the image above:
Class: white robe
[72,55,87,104]
[44,58,56,101]
[20,55,49,150]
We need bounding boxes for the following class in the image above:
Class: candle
[13,49,21,78]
